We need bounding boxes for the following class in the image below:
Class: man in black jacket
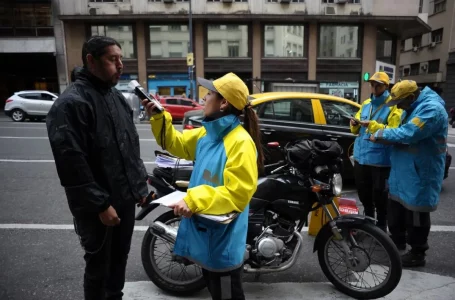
[46,36,148,300]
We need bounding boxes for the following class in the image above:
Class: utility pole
[187,0,195,99]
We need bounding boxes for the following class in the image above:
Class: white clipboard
[153,191,238,223]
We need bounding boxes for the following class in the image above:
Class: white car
[4,90,58,122]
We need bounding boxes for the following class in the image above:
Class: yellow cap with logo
[197,72,249,111]
[386,80,419,107]
[368,71,390,85]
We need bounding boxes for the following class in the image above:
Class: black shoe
[401,250,426,267]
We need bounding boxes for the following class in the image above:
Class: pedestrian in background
[47,36,148,300]
[369,80,448,267]
[350,72,403,232]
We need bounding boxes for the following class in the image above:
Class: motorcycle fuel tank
[250,174,313,220]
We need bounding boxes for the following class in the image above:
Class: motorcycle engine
[250,211,296,266]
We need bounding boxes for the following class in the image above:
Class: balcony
[403,72,443,83]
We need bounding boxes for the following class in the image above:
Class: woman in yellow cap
[143,72,263,300]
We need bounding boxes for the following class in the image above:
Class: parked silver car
[4,90,58,122]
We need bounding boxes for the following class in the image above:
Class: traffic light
[363,72,370,82]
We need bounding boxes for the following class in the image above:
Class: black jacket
[46,68,148,219]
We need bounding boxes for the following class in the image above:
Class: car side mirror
[267,142,280,148]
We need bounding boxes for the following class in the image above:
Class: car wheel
[11,109,26,122]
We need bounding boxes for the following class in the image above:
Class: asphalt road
[1,116,455,300]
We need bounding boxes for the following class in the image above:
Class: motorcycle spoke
[324,229,393,292]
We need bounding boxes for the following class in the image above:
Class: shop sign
[376,60,396,84]
[320,82,359,89]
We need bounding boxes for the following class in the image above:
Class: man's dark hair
[82,36,121,67]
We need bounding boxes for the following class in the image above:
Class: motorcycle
[136,140,402,299]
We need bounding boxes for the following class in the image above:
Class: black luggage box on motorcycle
[153,166,193,184]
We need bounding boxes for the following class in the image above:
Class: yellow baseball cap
[197,72,249,111]
[386,80,419,107]
[368,71,390,85]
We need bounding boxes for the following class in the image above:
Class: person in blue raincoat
[369,80,448,267]
[350,72,402,232]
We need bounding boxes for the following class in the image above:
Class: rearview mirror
[267,142,280,148]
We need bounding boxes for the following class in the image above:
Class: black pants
[354,162,391,227]
[73,202,136,300]
[388,199,431,253]
[202,266,245,300]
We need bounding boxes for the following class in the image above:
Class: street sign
[187,52,194,66]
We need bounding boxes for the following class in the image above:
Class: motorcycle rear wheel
[141,210,206,295]
[317,222,402,299]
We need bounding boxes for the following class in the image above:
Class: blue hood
[202,114,240,141]
[409,87,445,111]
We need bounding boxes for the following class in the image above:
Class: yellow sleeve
[350,105,362,134]
[183,135,258,215]
[367,106,403,133]
[150,111,204,161]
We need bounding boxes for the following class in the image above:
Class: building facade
[2,0,429,107]
[399,0,455,107]
[0,0,67,106]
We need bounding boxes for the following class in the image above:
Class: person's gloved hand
[367,120,383,134]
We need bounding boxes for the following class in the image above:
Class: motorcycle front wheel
[317,222,402,299]
[141,210,206,295]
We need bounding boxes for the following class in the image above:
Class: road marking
[0,136,156,141]
[1,223,454,232]
[0,159,156,165]
[448,143,455,148]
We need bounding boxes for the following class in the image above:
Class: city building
[0,0,66,105]
[399,0,455,108]
[1,0,430,108]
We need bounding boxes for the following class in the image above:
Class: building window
[267,0,305,2]
[207,25,249,57]
[148,0,188,2]
[419,0,423,13]
[410,63,419,76]
[433,0,446,14]
[319,25,359,58]
[400,40,405,52]
[376,29,395,64]
[263,25,305,57]
[91,25,136,58]
[148,25,189,58]
[432,28,443,43]
[0,2,53,37]
[207,0,247,2]
[428,59,440,73]
[412,35,422,48]
[323,0,360,3]
[90,0,130,2]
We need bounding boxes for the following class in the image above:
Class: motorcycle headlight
[332,173,343,196]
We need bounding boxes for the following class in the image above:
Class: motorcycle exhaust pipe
[150,221,177,244]
[243,231,303,274]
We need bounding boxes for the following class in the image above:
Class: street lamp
[187,0,195,99]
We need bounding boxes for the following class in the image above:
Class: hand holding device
[128,80,164,114]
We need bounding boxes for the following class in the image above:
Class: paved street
[1,116,455,299]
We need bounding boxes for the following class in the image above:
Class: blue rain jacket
[351,91,402,167]
[375,87,448,212]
